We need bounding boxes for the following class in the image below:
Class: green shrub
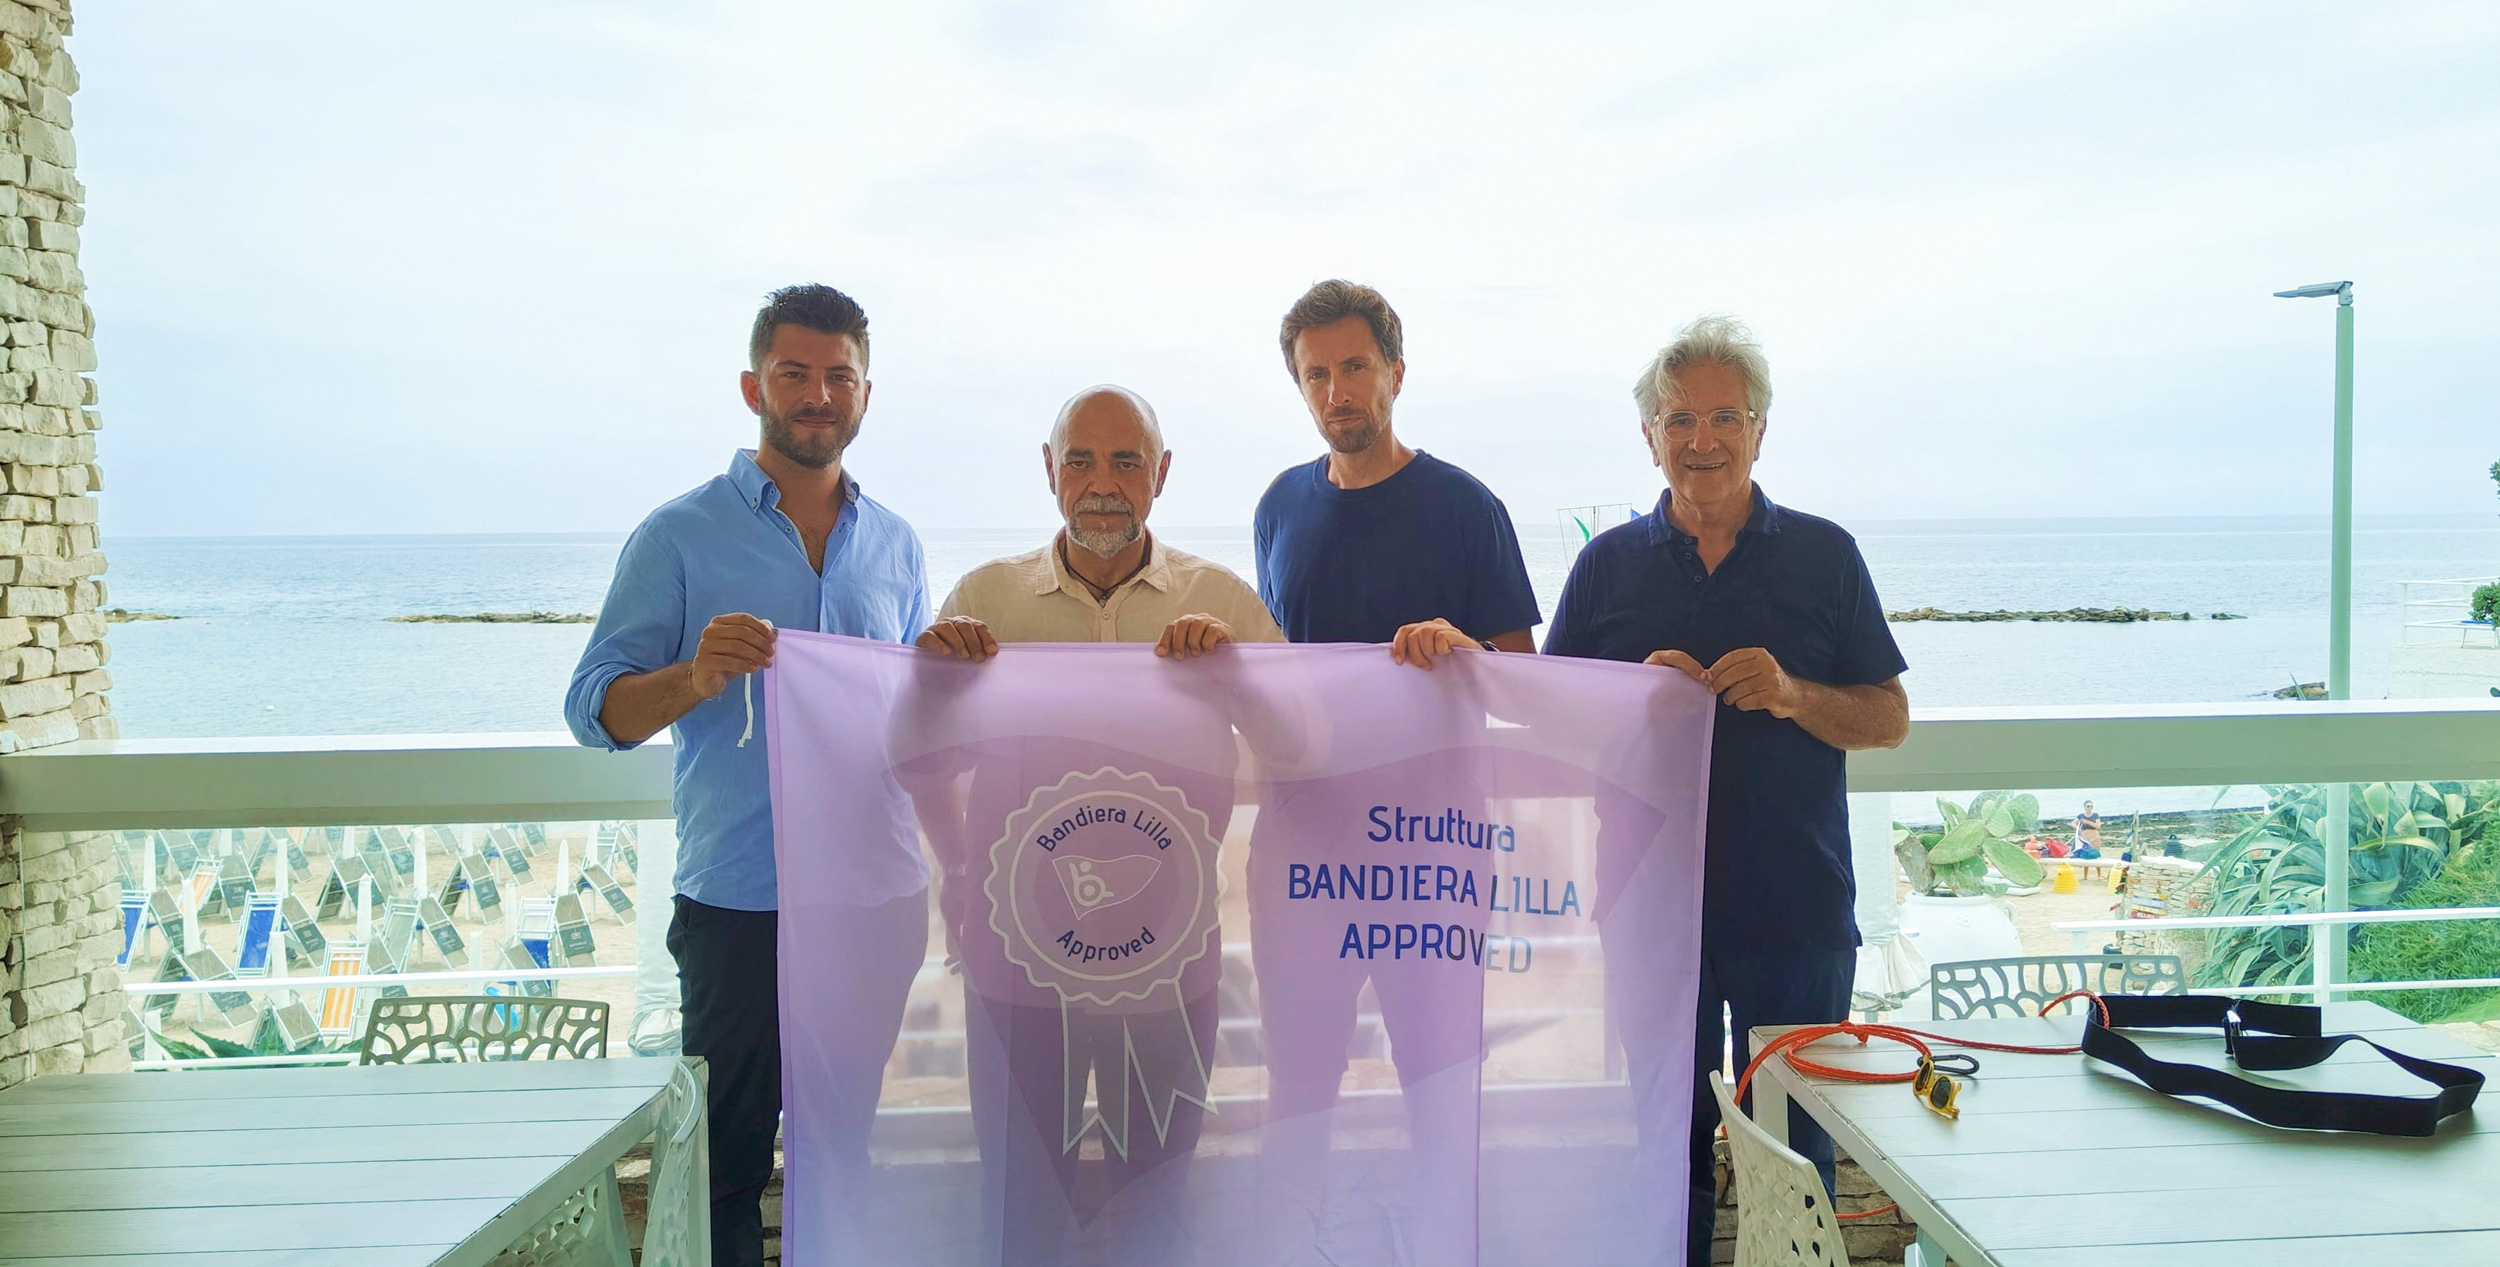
[2193,781,2497,995]
[2350,842,2500,1022]
[2473,582,2500,626]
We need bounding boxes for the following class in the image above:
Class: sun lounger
[581,861,634,920]
[420,895,465,960]
[215,851,258,916]
[118,889,147,969]
[144,947,186,1018]
[492,825,535,878]
[164,828,201,876]
[180,946,261,1028]
[182,855,219,918]
[379,826,418,878]
[371,896,423,974]
[281,892,326,967]
[317,940,369,1037]
[458,844,503,913]
[234,894,282,978]
[269,996,323,1052]
[553,891,596,964]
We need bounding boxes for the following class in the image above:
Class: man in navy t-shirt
[1247,279,1541,1259]
[1545,315,1909,1267]
[1252,279,1540,656]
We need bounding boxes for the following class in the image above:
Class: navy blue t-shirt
[1254,451,1542,644]
[1545,487,1906,951]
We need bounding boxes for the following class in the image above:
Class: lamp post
[2274,279,2355,993]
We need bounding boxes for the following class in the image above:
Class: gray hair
[1049,384,1165,457]
[1633,314,1773,425]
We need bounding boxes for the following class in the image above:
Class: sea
[101,514,2500,744]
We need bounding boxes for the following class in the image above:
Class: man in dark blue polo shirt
[1545,315,1909,1267]
[1249,279,1542,1259]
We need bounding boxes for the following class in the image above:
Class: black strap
[2081,994,2483,1137]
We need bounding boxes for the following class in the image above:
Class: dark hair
[749,284,870,370]
[1278,279,1402,375]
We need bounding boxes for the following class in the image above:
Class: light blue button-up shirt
[566,450,930,911]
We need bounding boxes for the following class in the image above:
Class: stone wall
[0,0,123,1092]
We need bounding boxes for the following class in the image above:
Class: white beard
[1069,519,1140,557]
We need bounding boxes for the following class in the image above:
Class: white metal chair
[1711,1070,1852,1266]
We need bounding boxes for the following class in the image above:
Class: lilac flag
[770,633,1713,1267]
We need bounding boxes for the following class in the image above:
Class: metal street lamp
[2274,279,2355,992]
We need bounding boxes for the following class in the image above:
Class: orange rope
[1725,993,2108,1222]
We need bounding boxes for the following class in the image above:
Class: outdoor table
[1749,1001,2500,1265]
[0,1056,708,1266]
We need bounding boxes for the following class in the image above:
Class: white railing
[2398,576,2500,646]
[10,697,2500,1065]
[9,698,2499,829]
[2053,906,2500,1002]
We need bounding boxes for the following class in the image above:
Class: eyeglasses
[1912,1053,1979,1119]
[1653,408,1759,435]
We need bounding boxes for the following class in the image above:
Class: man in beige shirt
[911,384,1273,1266]
[919,384,1281,656]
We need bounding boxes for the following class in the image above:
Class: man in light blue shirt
[566,284,930,1267]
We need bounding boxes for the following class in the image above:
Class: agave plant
[1894,792,2050,897]
[2191,780,2500,996]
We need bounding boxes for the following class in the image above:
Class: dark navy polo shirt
[1545,486,1905,950]
[1254,451,1541,645]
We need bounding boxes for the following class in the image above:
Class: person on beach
[2073,801,2105,858]
[909,384,1279,1265]
[564,284,930,1267]
[1544,314,1911,1267]
[1247,279,1542,1261]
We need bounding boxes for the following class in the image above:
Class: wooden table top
[0,1059,686,1266]
[1752,1000,2500,1266]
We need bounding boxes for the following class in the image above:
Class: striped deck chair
[185,859,221,923]
[318,939,368,1037]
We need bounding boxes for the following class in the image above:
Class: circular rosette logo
[985,766,1218,1007]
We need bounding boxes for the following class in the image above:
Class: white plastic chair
[1710,1070,1852,1266]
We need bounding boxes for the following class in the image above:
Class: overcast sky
[71,2,2500,538]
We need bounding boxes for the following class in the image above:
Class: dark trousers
[964,988,1218,1266]
[1682,947,1855,1267]
[671,894,928,1267]
[670,898,785,1267]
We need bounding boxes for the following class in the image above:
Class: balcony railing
[9,696,2498,1077]
[11,697,2498,830]
[2398,576,2500,646]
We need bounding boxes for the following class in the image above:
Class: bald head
[1045,384,1172,558]
[1049,385,1164,459]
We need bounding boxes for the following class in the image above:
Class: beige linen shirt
[938,535,1285,645]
